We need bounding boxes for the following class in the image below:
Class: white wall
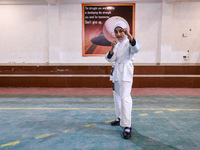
[161,1,200,64]
[0,1,200,65]
[134,3,160,64]
[0,5,49,64]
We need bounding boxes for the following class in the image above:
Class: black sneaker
[123,127,132,139]
[111,118,120,126]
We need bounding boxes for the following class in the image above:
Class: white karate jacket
[105,38,141,82]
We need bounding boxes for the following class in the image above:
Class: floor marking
[83,108,115,110]
[0,108,199,111]
[167,109,183,111]
[34,133,55,139]
[105,120,115,123]
[85,124,97,127]
[154,111,163,113]
[1,141,20,148]
[139,113,149,116]
[63,128,74,133]
[133,108,200,111]
[0,108,81,110]
[63,129,71,133]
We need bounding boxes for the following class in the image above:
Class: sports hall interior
[0,0,199,150]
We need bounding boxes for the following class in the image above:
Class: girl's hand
[123,28,134,42]
[110,40,117,54]
[123,28,131,37]
[111,40,117,48]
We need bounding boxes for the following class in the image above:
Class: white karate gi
[105,37,141,128]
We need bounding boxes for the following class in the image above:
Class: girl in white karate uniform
[105,21,141,139]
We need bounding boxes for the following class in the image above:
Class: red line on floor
[0,88,200,95]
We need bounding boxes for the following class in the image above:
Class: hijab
[113,21,128,43]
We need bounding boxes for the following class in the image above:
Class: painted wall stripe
[35,133,55,139]
[1,141,20,148]
[1,74,200,78]
[0,74,110,77]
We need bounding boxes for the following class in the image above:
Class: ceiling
[0,0,200,5]
[0,0,162,5]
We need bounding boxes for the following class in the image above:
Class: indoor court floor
[0,88,200,150]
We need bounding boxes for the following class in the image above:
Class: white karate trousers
[113,81,133,128]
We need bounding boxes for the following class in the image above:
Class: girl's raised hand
[123,28,134,42]
[111,40,117,48]
[110,40,117,54]
[123,28,130,36]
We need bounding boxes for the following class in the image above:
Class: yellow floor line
[63,129,71,133]
[139,113,149,116]
[0,108,199,111]
[105,120,115,123]
[1,141,20,148]
[83,108,115,110]
[85,124,97,127]
[133,108,200,111]
[63,128,75,133]
[0,108,81,110]
[35,133,55,139]
[154,111,163,113]
[167,109,184,111]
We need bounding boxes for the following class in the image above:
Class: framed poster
[82,3,135,57]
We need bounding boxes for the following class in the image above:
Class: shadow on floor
[131,128,180,150]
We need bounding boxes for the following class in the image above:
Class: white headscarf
[113,21,127,42]
[113,21,127,31]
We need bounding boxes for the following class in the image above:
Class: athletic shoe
[123,127,132,139]
[111,118,120,126]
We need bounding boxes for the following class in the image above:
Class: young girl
[105,21,141,139]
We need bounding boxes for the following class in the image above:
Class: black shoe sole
[111,124,120,126]
[123,135,131,139]
[110,120,120,126]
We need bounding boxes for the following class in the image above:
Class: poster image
[82,3,135,57]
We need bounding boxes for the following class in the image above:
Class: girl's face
[114,27,125,40]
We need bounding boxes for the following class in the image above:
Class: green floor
[0,95,200,150]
